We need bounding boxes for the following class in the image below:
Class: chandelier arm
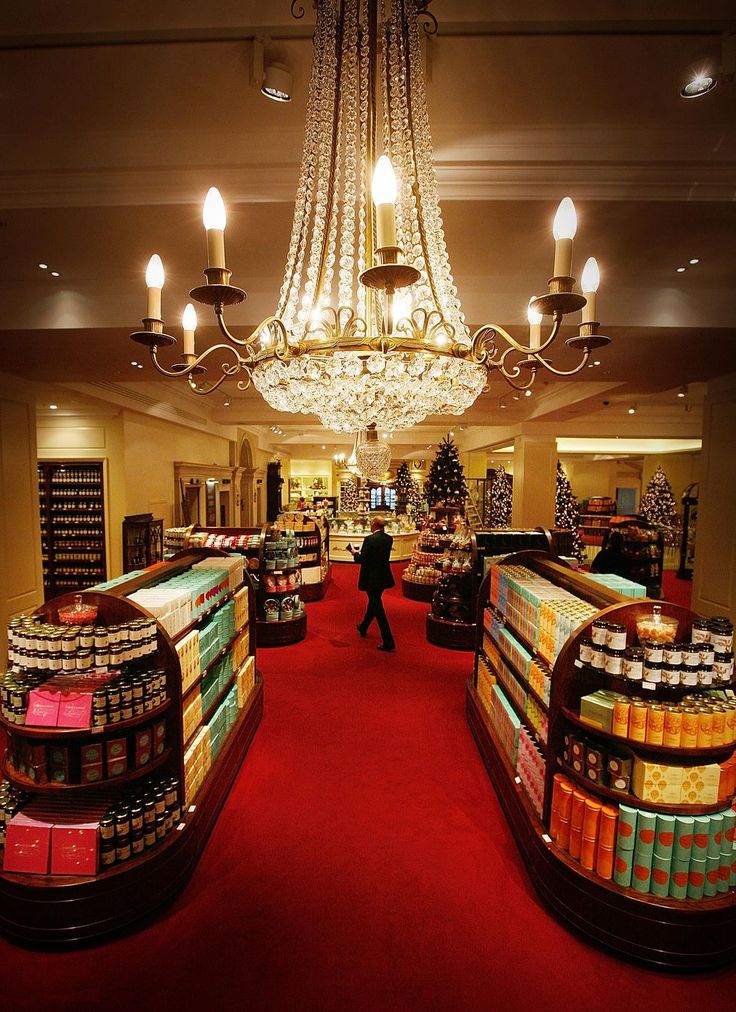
[531,349,592,377]
[290,1,306,19]
[468,313,564,360]
[150,342,246,381]
[212,305,252,349]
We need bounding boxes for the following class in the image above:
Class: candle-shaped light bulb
[203,187,227,269]
[552,196,577,277]
[145,254,165,320]
[182,303,197,356]
[527,297,543,349]
[581,257,600,323]
[372,155,397,249]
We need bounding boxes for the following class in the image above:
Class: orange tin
[571,790,587,831]
[724,704,736,744]
[629,702,648,743]
[595,845,614,880]
[662,707,683,748]
[558,780,574,821]
[569,825,583,860]
[612,699,630,738]
[583,798,602,839]
[580,835,597,870]
[681,708,699,748]
[696,708,714,749]
[557,817,571,851]
[645,705,665,745]
[711,708,727,747]
[599,805,619,849]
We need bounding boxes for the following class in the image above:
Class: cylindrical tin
[696,708,713,748]
[599,806,618,850]
[650,853,672,898]
[582,799,602,840]
[674,815,695,864]
[580,835,597,870]
[631,850,653,893]
[681,708,699,748]
[662,707,683,748]
[595,844,614,880]
[687,859,707,900]
[654,814,676,861]
[645,705,665,745]
[613,849,633,888]
[629,702,648,742]
[711,707,727,747]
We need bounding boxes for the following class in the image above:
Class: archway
[238,435,256,526]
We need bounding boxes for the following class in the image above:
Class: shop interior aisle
[0,564,731,1011]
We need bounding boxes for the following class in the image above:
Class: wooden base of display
[256,613,307,647]
[401,577,437,602]
[0,676,263,948]
[426,613,476,651]
[465,679,736,970]
[300,568,331,602]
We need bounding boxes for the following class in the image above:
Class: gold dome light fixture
[131,0,610,433]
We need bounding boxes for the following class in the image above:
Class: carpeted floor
[1,562,733,1010]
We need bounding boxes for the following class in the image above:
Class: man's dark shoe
[377,644,395,652]
[356,625,367,638]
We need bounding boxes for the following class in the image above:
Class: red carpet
[2,563,734,1010]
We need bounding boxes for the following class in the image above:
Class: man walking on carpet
[348,517,396,652]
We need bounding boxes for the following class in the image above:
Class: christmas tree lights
[490,466,512,527]
[555,461,584,560]
[639,466,680,546]
[424,436,468,508]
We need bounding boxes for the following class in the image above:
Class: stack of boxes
[130,565,232,639]
[584,573,647,598]
[176,629,201,695]
[184,725,211,806]
[613,804,736,898]
[517,727,545,816]
[487,684,521,765]
[236,655,256,708]
[192,555,244,593]
[3,797,109,876]
[128,585,192,638]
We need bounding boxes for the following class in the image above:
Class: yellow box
[680,765,721,805]
[632,760,684,804]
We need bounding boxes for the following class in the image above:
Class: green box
[631,846,653,893]
[692,815,710,861]
[616,805,638,852]
[704,855,720,897]
[707,812,724,859]
[650,853,672,898]
[687,857,707,899]
[579,691,615,733]
[654,814,676,861]
[613,848,633,888]
[635,810,657,857]
[674,815,695,863]
[669,859,690,900]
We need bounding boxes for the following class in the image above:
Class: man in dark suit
[349,517,396,651]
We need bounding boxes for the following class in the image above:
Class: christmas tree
[639,466,680,546]
[555,461,584,560]
[394,462,413,514]
[424,435,467,507]
[340,478,359,511]
[490,465,512,527]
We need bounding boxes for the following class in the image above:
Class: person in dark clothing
[349,517,396,651]
[591,530,630,578]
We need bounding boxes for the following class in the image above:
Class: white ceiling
[1,2,735,456]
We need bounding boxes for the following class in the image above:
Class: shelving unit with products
[277,511,331,601]
[608,516,664,598]
[0,549,262,946]
[38,461,107,600]
[122,513,163,573]
[425,527,478,650]
[467,549,736,969]
[164,525,307,646]
[578,496,617,557]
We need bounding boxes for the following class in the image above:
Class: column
[511,436,557,529]
[692,373,736,619]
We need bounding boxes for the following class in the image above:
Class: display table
[329,530,417,563]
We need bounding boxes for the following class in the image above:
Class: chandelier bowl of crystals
[131,0,610,433]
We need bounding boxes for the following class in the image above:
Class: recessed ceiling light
[500,402,507,409]
[512,394,520,401]
[676,267,686,273]
[628,405,636,415]
[321,444,326,450]
[524,389,532,397]
[593,360,601,366]
[50,271,60,277]
[680,73,717,99]
[677,385,687,398]
[49,404,58,410]
[136,363,144,369]
[449,430,455,436]
[38,263,48,270]
[689,258,700,265]
[130,360,138,366]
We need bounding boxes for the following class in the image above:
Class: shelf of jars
[0,549,262,946]
[328,511,418,563]
[422,526,477,650]
[467,549,736,970]
[276,510,331,601]
[38,462,107,600]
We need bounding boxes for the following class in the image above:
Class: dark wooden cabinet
[122,513,163,572]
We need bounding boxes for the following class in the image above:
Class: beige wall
[36,411,126,579]
[0,373,44,660]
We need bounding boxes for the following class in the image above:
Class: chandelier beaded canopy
[131,0,610,433]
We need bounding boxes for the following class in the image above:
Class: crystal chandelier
[131,0,610,433]
[355,425,392,481]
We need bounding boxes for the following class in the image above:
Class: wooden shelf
[3,749,172,792]
[557,758,733,815]
[483,656,548,756]
[0,699,172,740]
[561,706,736,761]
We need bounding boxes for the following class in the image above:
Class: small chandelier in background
[355,425,392,482]
[131,0,610,433]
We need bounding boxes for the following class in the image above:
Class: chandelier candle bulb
[181,303,197,357]
[552,197,577,278]
[527,298,543,349]
[372,156,398,250]
[145,254,165,321]
[581,257,600,324]
[203,187,227,270]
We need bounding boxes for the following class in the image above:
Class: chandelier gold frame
[131,0,610,430]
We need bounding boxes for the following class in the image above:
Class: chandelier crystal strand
[134,0,610,429]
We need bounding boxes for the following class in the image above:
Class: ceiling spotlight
[321,444,326,450]
[628,405,636,415]
[38,263,48,270]
[689,258,700,265]
[680,72,718,99]
[130,360,138,366]
[224,399,230,407]
[676,267,686,273]
[49,404,58,410]
[512,394,520,401]
[136,363,144,369]
[677,385,687,398]
[593,360,601,366]
[50,271,60,278]
[500,402,507,409]
[524,389,532,398]
[262,62,292,102]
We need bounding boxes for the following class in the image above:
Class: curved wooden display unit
[277,510,331,602]
[467,550,736,969]
[401,577,436,603]
[0,551,263,946]
[176,524,309,647]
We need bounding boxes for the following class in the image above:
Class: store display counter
[329,530,417,563]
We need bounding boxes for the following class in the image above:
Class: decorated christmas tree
[394,462,413,514]
[639,466,680,546]
[424,435,467,507]
[490,466,512,527]
[340,478,359,511]
[555,461,584,560]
